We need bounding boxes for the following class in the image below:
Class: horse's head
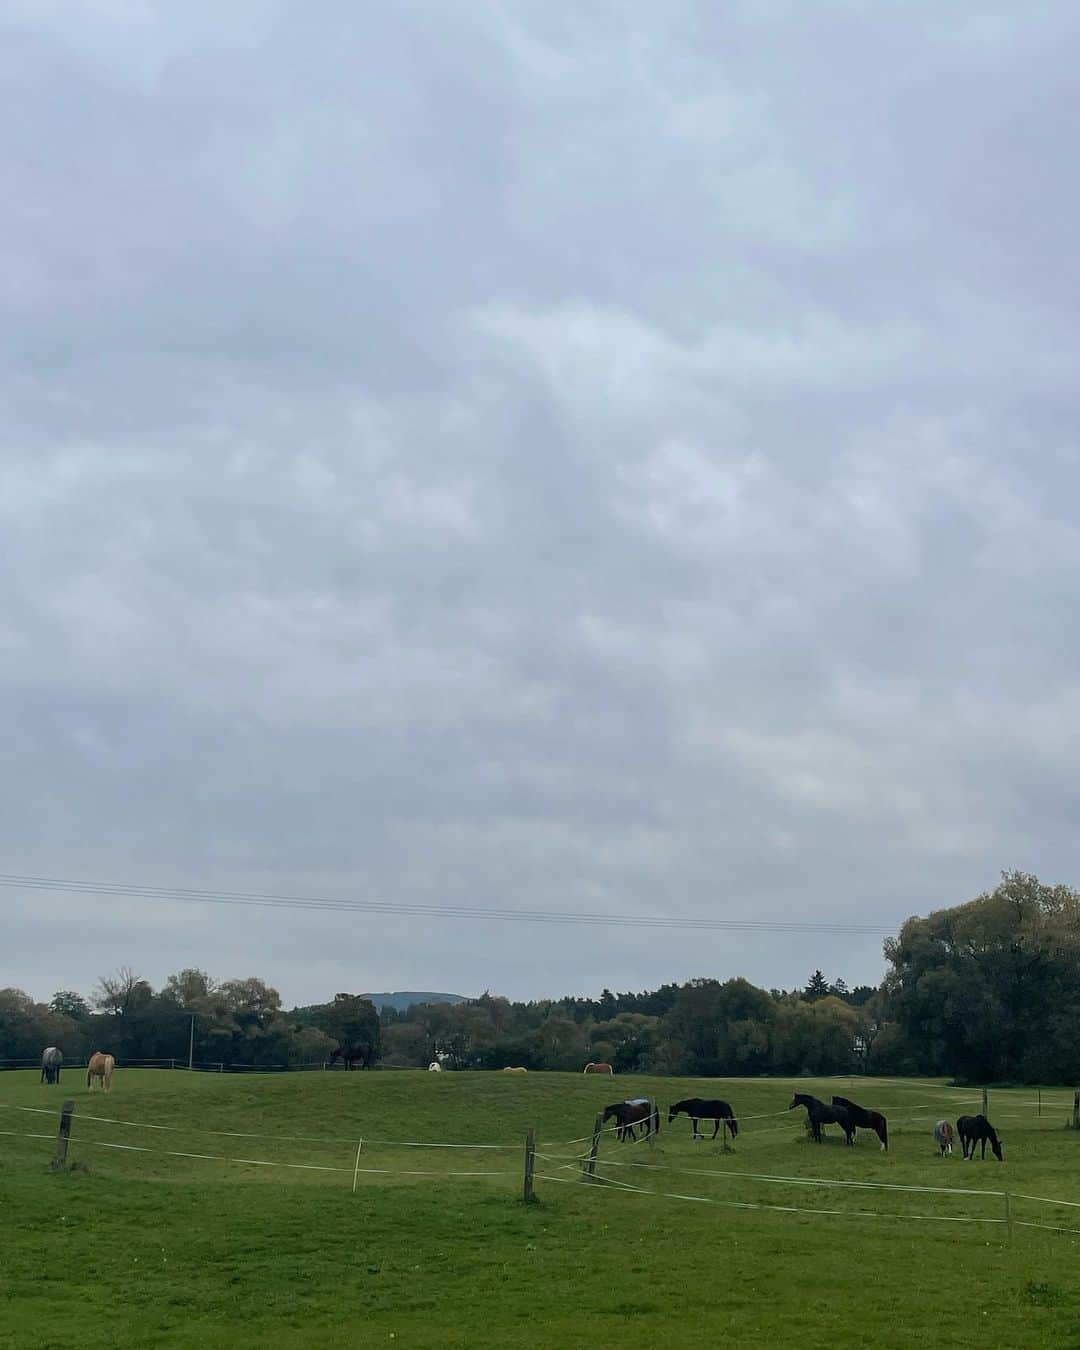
[601,1104,620,1124]
[788,1094,802,1110]
[991,1135,1004,1161]
[327,1047,342,1065]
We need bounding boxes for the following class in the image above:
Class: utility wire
[0,872,892,935]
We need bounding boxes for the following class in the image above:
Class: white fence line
[536,1170,1009,1227]
[0,1102,516,1150]
[0,1126,514,1178]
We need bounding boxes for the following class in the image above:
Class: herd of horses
[33,1047,1006,1161]
[600,1089,1005,1160]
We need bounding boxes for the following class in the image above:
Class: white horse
[40,1046,63,1084]
[428,1061,442,1072]
[87,1051,116,1092]
[933,1119,954,1156]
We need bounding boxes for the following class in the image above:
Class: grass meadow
[3,1068,1080,1348]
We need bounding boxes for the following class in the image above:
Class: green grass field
[3,1069,1080,1348]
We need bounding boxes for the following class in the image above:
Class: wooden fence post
[1004,1191,1013,1241]
[584,1112,603,1181]
[648,1099,656,1148]
[1037,1089,1041,1118]
[523,1127,537,1203]
[982,1087,989,1116]
[51,1099,75,1171]
[1072,1089,1079,1129]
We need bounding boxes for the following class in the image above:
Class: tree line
[3,872,1077,1083]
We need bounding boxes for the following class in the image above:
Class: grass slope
[2,1070,1080,1348]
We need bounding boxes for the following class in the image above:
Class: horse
[87,1052,115,1093]
[934,1119,955,1156]
[327,1043,374,1071]
[40,1047,63,1085]
[832,1095,888,1151]
[428,1062,442,1072]
[668,1098,739,1141]
[790,1092,855,1145]
[501,1066,528,1074]
[602,1099,659,1142]
[957,1114,1003,1161]
[584,1062,614,1075]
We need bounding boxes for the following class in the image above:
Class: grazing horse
[87,1052,115,1093]
[957,1114,1003,1161]
[603,1099,659,1142]
[40,1047,63,1085]
[934,1120,955,1156]
[790,1093,855,1145]
[501,1066,528,1074]
[328,1043,374,1071]
[668,1098,739,1141]
[584,1062,614,1075]
[832,1095,888,1151]
[428,1061,442,1072]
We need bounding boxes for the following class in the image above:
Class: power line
[0,872,893,936]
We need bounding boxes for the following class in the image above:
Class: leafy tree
[49,991,91,1021]
[323,994,380,1054]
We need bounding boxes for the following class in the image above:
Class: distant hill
[362,991,468,1013]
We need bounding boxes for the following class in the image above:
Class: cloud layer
[3,2,1079,1004]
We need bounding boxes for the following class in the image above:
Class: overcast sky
[3,2,1078,1008]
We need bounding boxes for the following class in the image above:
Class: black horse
[790,1092,855,1145]
[603,1099,660,1142]
[832,1095,888,1151]
[957,1114,1003,1161]
[328,1043,375,1071]
[668,1098,739,1141]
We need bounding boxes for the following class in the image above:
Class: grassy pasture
[2,1069,1080,1348]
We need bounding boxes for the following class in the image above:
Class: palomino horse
[501,1066,528,1074]
[87,1052,115,1092]
[584,1062,614,1075]
[668,1098,739,1141]
[602,1099,659,1142]
[40,1047,63,1085]
[934,1120,955,1156]
[957,1114,1003,1161]
[832,1095,888,1151]
[790,1093,855,1145]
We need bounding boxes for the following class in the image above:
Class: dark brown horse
[832,1095,888,1150]
[957,1114,1003,1161]
[668,1098,739,1141]
[790,1093,854,1145]
[603,1099,659,1141]
[328,1043,375,1070]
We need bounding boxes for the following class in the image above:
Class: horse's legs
[691,1117,701,1140]
[711,1120,720,1141]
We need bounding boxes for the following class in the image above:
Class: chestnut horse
[602,1099,659,1142]
[87,1052,115,1093]
[584,1062,614,1075]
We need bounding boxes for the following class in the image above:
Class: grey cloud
[2,2,1078,1005]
